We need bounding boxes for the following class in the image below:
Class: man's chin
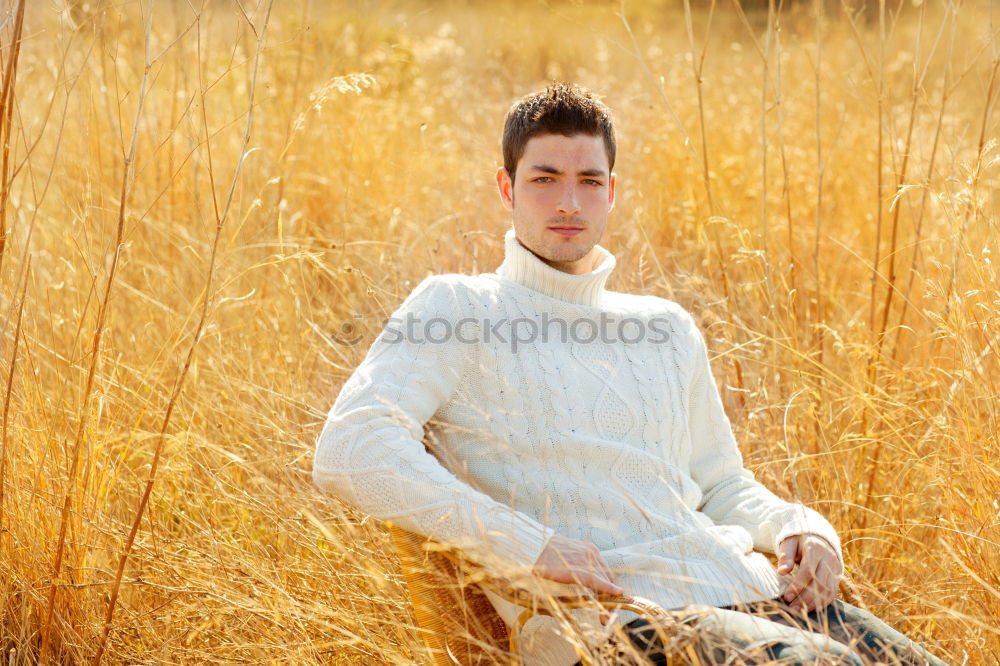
[540,248,590,263]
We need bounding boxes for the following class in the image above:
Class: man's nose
[556,184,580,215]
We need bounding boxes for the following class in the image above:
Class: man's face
[496,133,616,275]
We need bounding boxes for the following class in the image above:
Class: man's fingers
[600,558,615,582]
[817,562,840,606]
[578,552,622,595]
[567,568,623,595]
[584,571,624,596]
[787,569,837,613]
[818,554,843,587]
[539,565,623,596]
[802,550,840,605]
[779,536,842,612]
[787,577,829,614]
[586,547,615,583]
[795,586,833,614]
[532,535,623,596]
[784,555,815,601]
[789,587,819,613]
[586,546,621,592]
[776,536,799,575]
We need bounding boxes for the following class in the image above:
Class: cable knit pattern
[313,228,842,665]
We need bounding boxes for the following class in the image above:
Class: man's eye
[533,177,552,183]
[584,180,603,186]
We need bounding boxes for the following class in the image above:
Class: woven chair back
[391,526,512,665]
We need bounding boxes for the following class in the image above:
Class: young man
[313,84,946,665]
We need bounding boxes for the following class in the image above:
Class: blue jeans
[576,598,948,665]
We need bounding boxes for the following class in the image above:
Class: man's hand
[777,534,843,613]
[532,534,624,596]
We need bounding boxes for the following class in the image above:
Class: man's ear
[607,172,617,213]
[496,166,514,211]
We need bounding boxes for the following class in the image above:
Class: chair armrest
[436,546,699,662]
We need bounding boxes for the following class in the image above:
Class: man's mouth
[549,226,584,236]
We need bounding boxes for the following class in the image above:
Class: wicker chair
[390,525,699,665]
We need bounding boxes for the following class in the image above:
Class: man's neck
[495,229,616,307]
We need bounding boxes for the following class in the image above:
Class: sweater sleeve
[682,311,843,562]
[312,275,556,573]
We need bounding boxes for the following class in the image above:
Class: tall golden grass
[0,0,996,663]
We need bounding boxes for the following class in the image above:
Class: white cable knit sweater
[313,228,842,664]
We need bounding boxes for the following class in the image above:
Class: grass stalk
[38,2,157,661]
[681,0,744,395]
[868,0,886,344]
[92,3,274,663]
[892,7,957,362]
[773,1,798,337]
[811,0,824,357]
[0,0,25,278]
[617,0,699,163]
[942,50,1000,317]
[810,0,827,455]
[760,0,776,322]
[0,257,28,556]
[616,0,704,302]
[682,0,718,217]
[874,1,930,368]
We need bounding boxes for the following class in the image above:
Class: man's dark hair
[501,82,616,185]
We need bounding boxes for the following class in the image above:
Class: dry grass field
[0,0,997,663]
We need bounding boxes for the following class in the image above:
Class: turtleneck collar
[495,228,616,307]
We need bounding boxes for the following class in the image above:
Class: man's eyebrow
[528,165,608,178]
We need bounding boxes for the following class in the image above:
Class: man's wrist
[774,504,842,561]
[780,532,844,568]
